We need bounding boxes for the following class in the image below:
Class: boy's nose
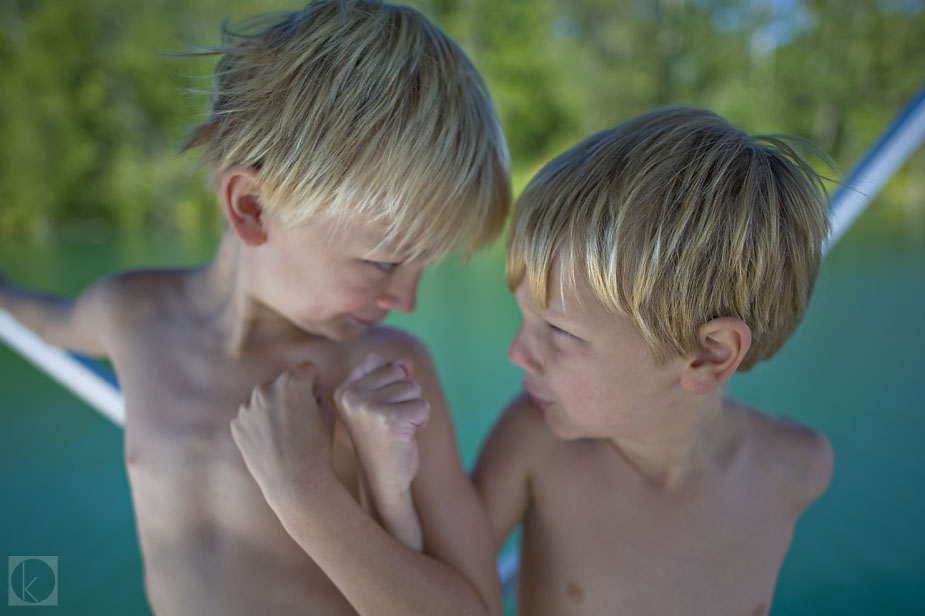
[508,323,542,374]
[377,268,420,313]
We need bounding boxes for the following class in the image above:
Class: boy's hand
[231,362,336,513]
[335,353,431,509]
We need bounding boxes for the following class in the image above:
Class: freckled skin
[474,271,833,615]
[479,396,832,615]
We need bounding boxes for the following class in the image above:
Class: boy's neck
[195,230,307,357]
[609,388,732,490]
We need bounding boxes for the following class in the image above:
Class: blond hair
[507,106,831,371]
[184,0,510,259]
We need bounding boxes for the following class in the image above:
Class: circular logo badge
[11,558,56,603]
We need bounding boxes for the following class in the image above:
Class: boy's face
[248,211,427,341]
[509,261,686,441]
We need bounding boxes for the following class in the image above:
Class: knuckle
[255,383,272,404]
[382,412,401,430]
[338,388,364,413]
[388,363,405,380]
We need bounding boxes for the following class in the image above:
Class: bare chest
[519,456,797,615]
[111,336,361,614]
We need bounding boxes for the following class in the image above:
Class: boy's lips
[523,382,554,409]
[350,313,386,325]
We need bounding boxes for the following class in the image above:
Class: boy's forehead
[545,259,603,319]
[355,224,403,253]
[313,214,411,257]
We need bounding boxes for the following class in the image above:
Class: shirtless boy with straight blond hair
[0,2,509,614]
[474,106,834,615]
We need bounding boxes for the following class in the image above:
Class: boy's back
[475,107,833,614]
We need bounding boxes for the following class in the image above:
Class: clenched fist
[231,362,335,513]
[335,353,431,512]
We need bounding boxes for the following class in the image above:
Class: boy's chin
[282,313,365,342]
[317,316,373,342]
[542,406,584,440]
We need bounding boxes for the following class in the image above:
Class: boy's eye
[363,259,400,272]
[548,322,580,341]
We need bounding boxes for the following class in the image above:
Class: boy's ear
[219,167,267,247]
[681,317,752,395]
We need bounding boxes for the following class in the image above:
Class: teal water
[0,203,923,614]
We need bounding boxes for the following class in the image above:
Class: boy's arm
[360,468,423,551]
[232,349,502,616]
[472,394,535,550]
[335,353,427,551]
[0,274,115,357]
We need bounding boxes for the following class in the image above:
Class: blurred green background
[1,0,923,238]
[1,0,924,615]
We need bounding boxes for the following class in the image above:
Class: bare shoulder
[733,400,834,506]
[105,269,193,313]
[87,269,198,338]
[473,393,564,547]
[343,325,424,363]
[93,268,189,311]
[478,392,564,474]
[495,393,557,446]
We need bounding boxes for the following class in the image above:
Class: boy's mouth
[350,313,386,326]
[523,381,554,409]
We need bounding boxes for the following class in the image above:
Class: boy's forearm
[274,474,494,616]
[371,489,424,552]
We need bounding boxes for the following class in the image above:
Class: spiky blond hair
[184,0,510,259]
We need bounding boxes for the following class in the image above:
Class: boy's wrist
[370,485,415,517]
[275,468,344,520]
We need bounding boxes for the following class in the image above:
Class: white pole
[0,309,125,425]
[824,85,925,253]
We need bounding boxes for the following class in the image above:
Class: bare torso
[480,395,831,616]
[107,270,379,615]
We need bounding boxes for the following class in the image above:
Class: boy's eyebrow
[543,305,568,319]
[360,236,411,259]
[542,303,581,323]
[516,284,581,323]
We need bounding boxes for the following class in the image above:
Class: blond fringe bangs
[508,108,830,371]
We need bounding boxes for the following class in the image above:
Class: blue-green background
[1,200,924,614]
[2,0,925,613]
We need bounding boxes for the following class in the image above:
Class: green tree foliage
[0,0,923,238]
[0,0,286,237]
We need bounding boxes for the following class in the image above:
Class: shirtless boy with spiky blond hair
[474,107,833,615]
[0,2,509,614]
